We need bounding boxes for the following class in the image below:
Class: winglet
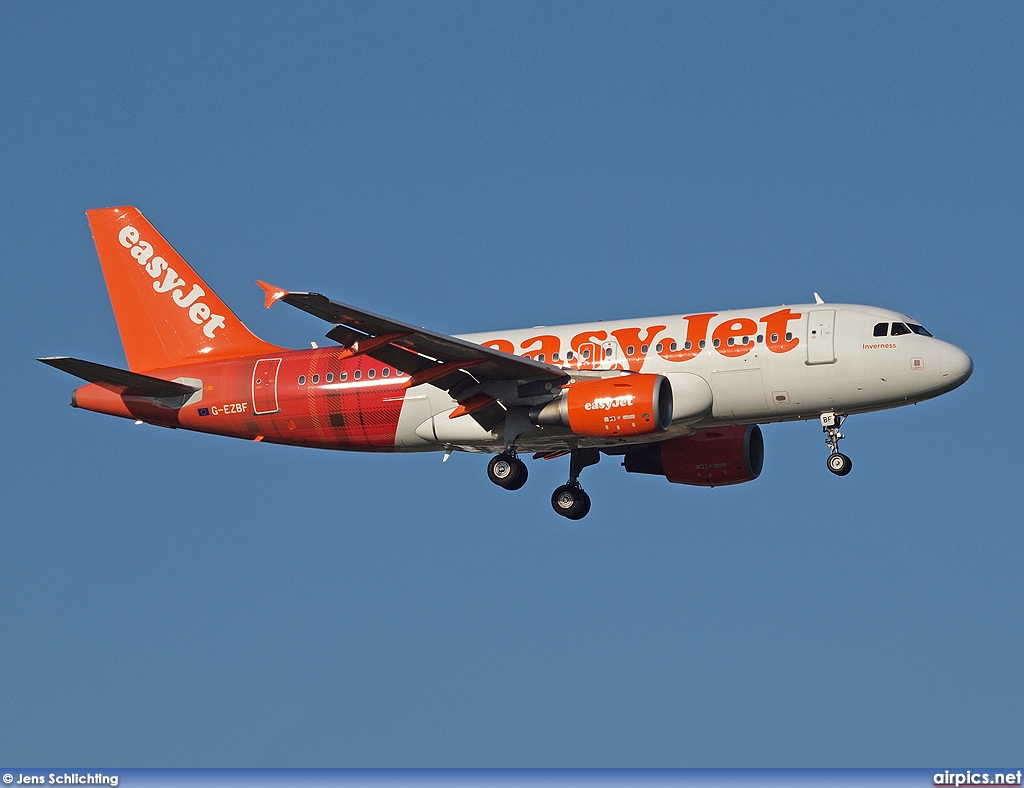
[257,280,289,309]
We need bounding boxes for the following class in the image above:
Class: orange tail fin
[87,207,281,371]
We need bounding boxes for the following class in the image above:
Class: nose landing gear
[487,451,529,490]
[821,412,852,476]
[551,448,600,520]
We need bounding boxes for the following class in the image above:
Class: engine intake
[530,374,672,438]
[624,424,764,486]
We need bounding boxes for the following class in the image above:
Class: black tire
[488,453,527,489]
[551,484,590,519]
[827,452,852,476]
[576,490,592,519]
[504,459,528,490]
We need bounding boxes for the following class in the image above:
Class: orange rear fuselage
[73,348,410,451]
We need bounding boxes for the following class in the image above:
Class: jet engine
[623,424,764,486]
[530,374,672,438]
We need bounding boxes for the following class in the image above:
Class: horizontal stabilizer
[38,357,199,398]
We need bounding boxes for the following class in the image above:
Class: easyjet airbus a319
[41,207,973,519]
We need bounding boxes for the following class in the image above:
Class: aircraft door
[252,358,282,414]
[576,342,599,370]
[806,310,836,365]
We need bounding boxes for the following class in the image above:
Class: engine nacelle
[530,374,673,438]
[623,424,764,486]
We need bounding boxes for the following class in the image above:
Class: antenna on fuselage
[814,292,825,304]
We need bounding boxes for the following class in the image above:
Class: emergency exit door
[601,341,619,370]
[252,358,282,414]
[806,310,836,365]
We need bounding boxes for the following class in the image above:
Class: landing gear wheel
[577,491,592,519]
[551,484,591,520]
[488,453,528,490]
[827,452,852,476]
[505,460,528,490]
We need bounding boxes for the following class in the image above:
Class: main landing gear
[487,451,529,490]
[551,448,600,520]
[551,483,590,520]
[821,412,853,476]
[486,447,600,519]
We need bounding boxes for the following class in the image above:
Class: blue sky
[1,1,1022,767]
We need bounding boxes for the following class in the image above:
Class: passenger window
[770,333,778,344]
[670,342,677,351]
[786,332,793,341]
[756,335,763,343]
[891,323,911,336]
[698,340,705,349]
[713,338,721,348]
[326,373,334,383]
[368,368,376,379]
[641,344,649,354]
[382,367,390,377]
[909,324,933,337]
[873,322,888,337]
[354,370,361,380]
[582,349,591,359]
[727,337,735,346]
[552,352,559,362]
[312,374,320,384]
[298,375,306,385]
[655,343,664,353]
[627,346,635,355]
[340,372,347,381]
[566,351,574,360]
[538,353,545,362]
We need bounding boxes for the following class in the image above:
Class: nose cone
[940,343,973,391]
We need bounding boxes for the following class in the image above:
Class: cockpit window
[873,322,888,337]
[890,322,912,336]
[908,323,932,337]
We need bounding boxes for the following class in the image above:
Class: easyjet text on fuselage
[482,308,803,371]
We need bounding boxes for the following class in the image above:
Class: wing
[258,282,569,430]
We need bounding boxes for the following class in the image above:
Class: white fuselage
[394,303,973,452]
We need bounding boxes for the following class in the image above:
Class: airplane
[40,207,973,519]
